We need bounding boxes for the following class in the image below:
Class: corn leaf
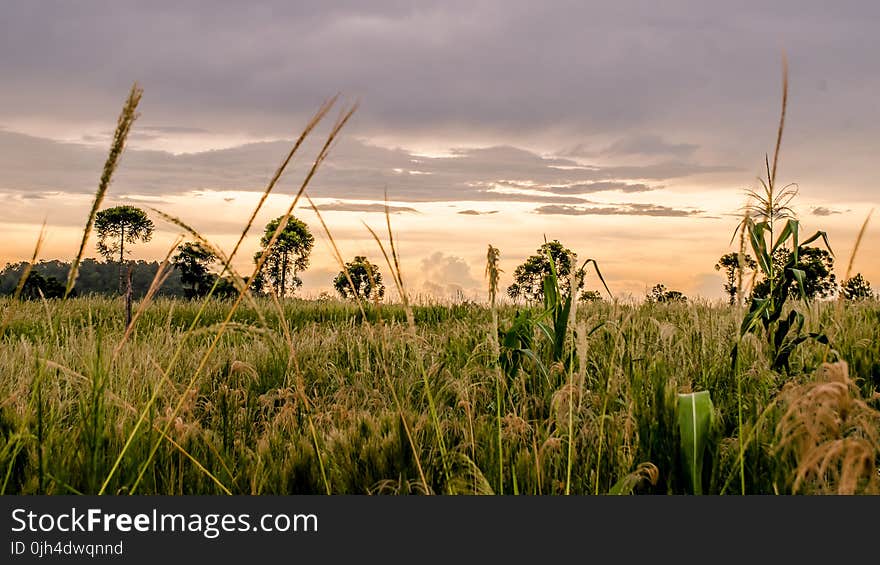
[678,390,714,495]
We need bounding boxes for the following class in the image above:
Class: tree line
[501,240,872,304]
[2,204,874,303]
[1,205,386,302]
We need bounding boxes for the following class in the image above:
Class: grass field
[2,295,878,495]
[3,64,878,496]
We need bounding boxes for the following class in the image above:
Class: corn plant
[739,218,831,372]
[735,58,830,373]
[498,249,610,384]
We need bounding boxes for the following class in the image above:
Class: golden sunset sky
[2,2,878,301]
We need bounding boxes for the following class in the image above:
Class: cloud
[601,134,699,158]
[533,203,702,217]
[0,131,722,206]
[495,180,653,194]
[2,1,880,205]
[139,126,210,135]
[457,209,499,215]
[5,2,878,151]
[117,194,171,205]
[563,134,699,159]
[418,252,480,296]
[312,201,418,213]
[811,206,847,216]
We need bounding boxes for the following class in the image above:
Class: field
[2,295,878,495]
[2,64,879,497]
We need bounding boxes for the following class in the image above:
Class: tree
[580,290,603,303]
[20,271,66,300]
[213,276,241,299]
[647,283,687,304]
[333,256,385,301]
[841,273,873,301]
[172,242,217,298]
[507,240,582,303]
[253,215,314,297]
[752,246,837,300]
[94,205,154,292]
[0,259,186,298]
[714,252,758,305]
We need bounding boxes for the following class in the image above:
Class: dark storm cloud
[534,203,702,217]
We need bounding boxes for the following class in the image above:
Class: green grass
[1,295,877,495]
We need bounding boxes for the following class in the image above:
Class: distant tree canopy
[0,259,185,298]
[94,205,155,292]
[841,273,873,301]
[252,215,314,298]
[172,242,217,298]
[580,290,603,303]
[19,271,67,300]
[333,256,385,301]
[647,283,687,304]
[752,247,837,300]
[507,240,583,303]
[714,252,758,305]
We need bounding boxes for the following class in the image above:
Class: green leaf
[800,230,833,255]
[677,391,714,495]
[578,258,614,300]
[773,219,799,253]
[789,268,807,300]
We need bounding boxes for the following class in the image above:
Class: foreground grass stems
[365,205,452,490]
[485,244,504,493]
[96,102,354,495]
[65,82,143,299]
[125,105,358,495]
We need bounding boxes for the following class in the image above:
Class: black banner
[1,496,875,563]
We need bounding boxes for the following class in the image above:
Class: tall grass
[3,296,878,494]
[2,63,878,497]
[66,83,143,299]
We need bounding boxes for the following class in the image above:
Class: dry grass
[66,82,143,298]
[775,361,880,494]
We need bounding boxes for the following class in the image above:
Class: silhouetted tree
[253,215,314,297]
[507,240,582,303]
[172,242,217,298]
[333,256,385,301]
[94,205,154,293]
[647,283,687,303]
[19,271,66,300]
[212,276,241,299]
[841,273,873,301]
[714,252,758,305]
[580,290,603,303]
[1,259,185,298]
[752,247,837,300]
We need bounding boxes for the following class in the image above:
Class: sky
[1,1,878,301]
